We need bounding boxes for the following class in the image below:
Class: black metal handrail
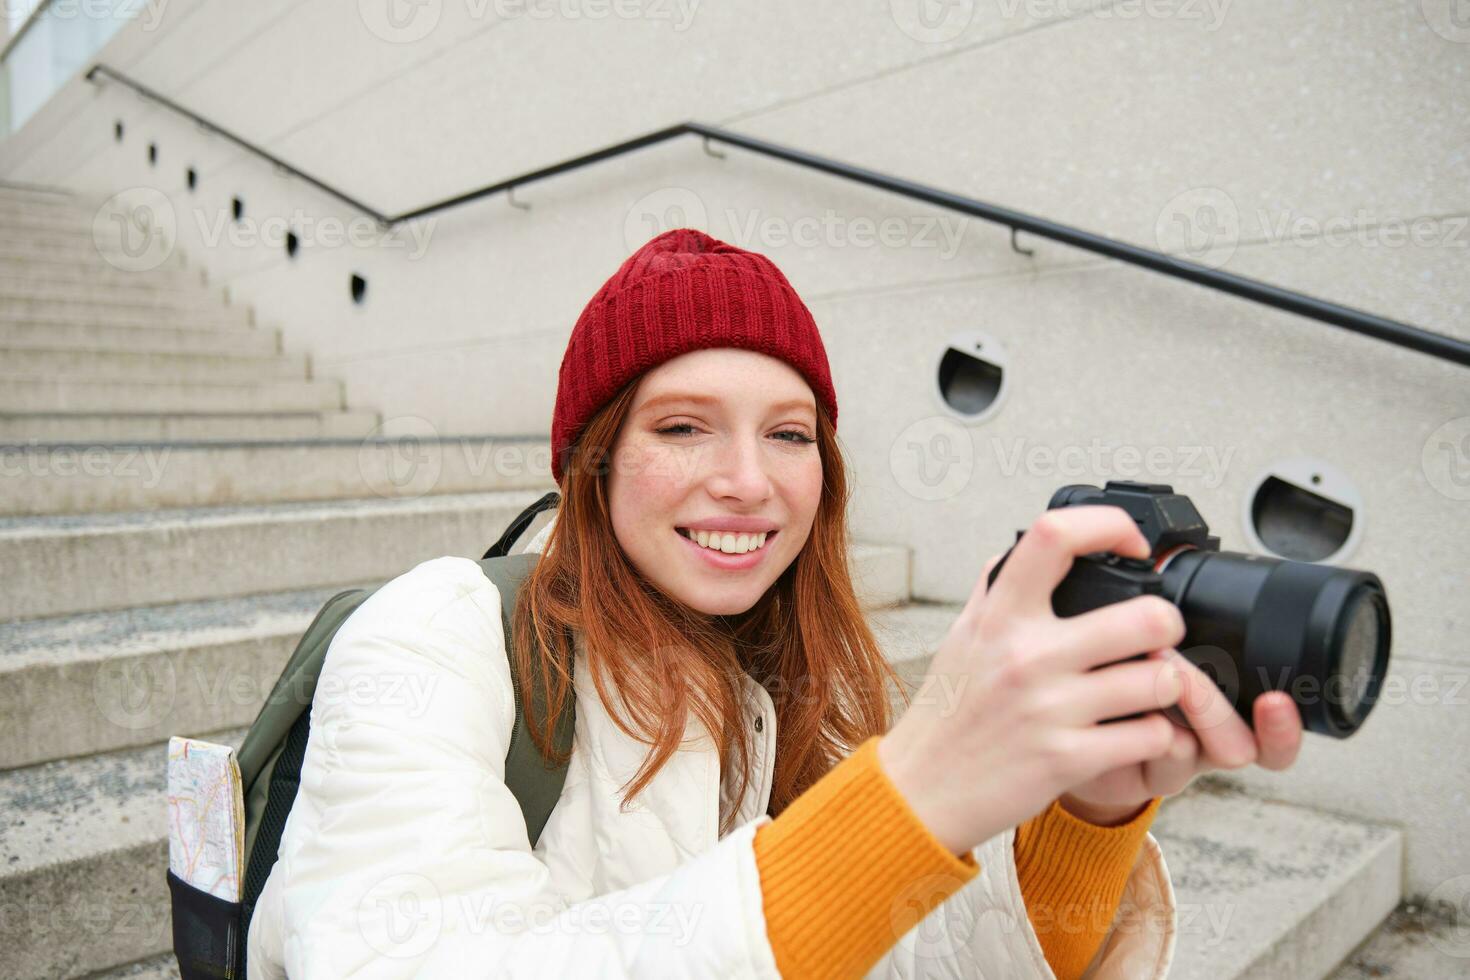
[86,61,1470,369]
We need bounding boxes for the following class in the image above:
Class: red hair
[510,379,904,836]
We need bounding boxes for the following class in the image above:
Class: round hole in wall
[114,120,124,141]
[232,197,244,221]
[148,142,157,165]
[186,168,196,191]
[350,273,367,304]
[1242,458,1363,564]
[285,230,299,259]
[934,332,1009,423]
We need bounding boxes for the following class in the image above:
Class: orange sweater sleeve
[751,733,1162,979]
[1013,795,1163,979]
[751,735,979,979]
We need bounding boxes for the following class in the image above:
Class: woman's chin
[672,582,765,618]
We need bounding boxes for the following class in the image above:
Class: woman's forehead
[635,349,816,413]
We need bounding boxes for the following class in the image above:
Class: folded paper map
[167,736,246,902]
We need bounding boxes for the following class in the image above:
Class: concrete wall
[2,0,1466,898]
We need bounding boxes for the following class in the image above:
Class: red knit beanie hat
[551,228,839,485]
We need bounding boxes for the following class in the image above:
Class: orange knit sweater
[752,736,1161,979]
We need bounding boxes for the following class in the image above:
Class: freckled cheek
[614,440,706,491]
[781,458,824,509]
[613,443,698,503]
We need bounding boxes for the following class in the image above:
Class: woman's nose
[704,434,774,501]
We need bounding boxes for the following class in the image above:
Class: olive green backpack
[166,491,573,980]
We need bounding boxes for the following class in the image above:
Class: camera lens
[1331,585,1388,731]
[1159,550,1391,739]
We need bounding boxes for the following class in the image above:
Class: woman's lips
[675,528,776,570]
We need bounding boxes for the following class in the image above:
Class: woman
[246,228,1303,979]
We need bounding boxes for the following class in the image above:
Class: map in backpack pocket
[166,736,246,902]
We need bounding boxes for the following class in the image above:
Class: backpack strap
[477,551,577,849]
[483,489,561,559]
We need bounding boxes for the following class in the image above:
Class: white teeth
[685,529,770,555]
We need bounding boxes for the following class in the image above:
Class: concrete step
[90,952,181,979]
[0,228,189,257]
[1327,900,1470,979]
[0,347,309,384]
[0,585,355,768]
[0,184,80,207]
[0,239,190,272]
[0,246,191,278]
[0,435,553,515]
[0,280,232,308]
[0,726,249,980]
[0,319,280,356]
[869,602,1405,980]
[1156,781,1402,980]
[0,299,251,328]
[0,532,906,765]
[850,541,910,611]
[0,222,117,244]
[0,410,380,444]
[0,375,343,414]
[0,488,551,621]
[0,208,94,235]
[0,262,206,291]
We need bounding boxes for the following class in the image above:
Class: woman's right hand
[876,504,1188,857]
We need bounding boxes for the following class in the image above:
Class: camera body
[987,480,1391,739]
[1020,481,1218,618]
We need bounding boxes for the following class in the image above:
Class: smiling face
[606,347,825,617]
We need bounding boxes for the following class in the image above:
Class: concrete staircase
[0,183,1411,979]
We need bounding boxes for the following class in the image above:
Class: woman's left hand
[1057,647,1306,826]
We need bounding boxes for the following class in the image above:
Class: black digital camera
[987,481,1392,739]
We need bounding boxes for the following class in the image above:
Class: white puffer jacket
[246,512,1177,978]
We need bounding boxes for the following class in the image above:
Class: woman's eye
[655,425,814,445]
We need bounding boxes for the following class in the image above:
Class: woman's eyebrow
[639,393,815,416]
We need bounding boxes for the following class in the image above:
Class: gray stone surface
[1155,779,1401,980]
[0,437,555,515]
[0,728,248,980]
[0,489,545,620]
[1328,901,1470,979]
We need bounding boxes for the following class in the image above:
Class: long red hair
[510,378,904,836]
